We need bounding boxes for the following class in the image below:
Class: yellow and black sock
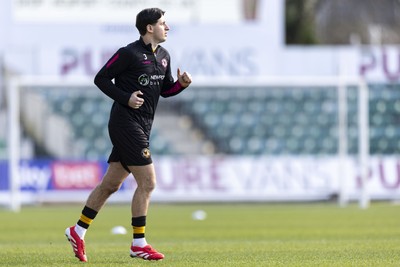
[132,216,146,239]
[77,206,98,229]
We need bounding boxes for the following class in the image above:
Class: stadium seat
[30,82,400,157]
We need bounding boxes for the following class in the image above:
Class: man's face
[151,15,169,43]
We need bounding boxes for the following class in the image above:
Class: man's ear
[146,24,153,33]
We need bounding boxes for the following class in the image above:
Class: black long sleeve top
[94,37,186,121]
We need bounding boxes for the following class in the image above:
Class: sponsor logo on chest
[138,74,165,86]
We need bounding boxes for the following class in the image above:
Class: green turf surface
[0,202,399,266]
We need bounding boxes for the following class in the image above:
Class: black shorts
[107,118,153,171]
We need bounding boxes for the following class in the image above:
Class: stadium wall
[1,0,400,82]
[0,157,399,205]
[1,1,400,207]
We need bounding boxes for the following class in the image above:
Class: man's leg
[129,163,156,217]
[128,163,164,261]
[65,162,129,262]
[85,162,130,210]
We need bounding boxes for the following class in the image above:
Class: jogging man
[65,8,192,262]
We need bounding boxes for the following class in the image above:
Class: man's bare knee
[97,162,129,195]
[98,181,121,195]
[138,179,156,194]
[129,164,157,194]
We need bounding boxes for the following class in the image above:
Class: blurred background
[1,0,400,209]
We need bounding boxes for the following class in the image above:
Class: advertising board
[1,156,399,204]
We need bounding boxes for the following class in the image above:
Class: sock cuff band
[132,226,145,234]
[131,216,146,227]
[82,206,98,219]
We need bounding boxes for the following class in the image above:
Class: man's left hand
[177,68,192,87]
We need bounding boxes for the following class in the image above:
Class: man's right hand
[128,91,144,109]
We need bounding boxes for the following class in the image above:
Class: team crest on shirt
[161,58,168,68]
[138,74,149,86]
[141,148,151,159]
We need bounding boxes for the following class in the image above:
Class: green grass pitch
[0,202,399,266]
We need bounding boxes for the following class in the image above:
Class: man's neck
[141,35,158,52]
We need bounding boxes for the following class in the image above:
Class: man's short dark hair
[136,8,165,36]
